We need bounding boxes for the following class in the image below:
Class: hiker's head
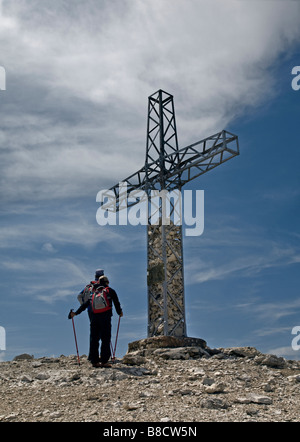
[95,269,104,280]
[99,275,109,286]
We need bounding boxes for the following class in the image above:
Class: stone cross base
[127,336,207,353]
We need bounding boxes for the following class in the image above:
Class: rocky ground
[0,337,299,422]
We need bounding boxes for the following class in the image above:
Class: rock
[153,346,209,360]
[3,413,19,421]
[236,394,273,405]
[288,374,300,383]
[193,368,206,376]
[123,403,139,411]
[203,377,215,386]
[174,388,194,396]
[13,354,34,361]
[20,375,33,383]
[49,411,63,419]
[69,373,81,382]
[263,382,275,392]
[0,345,299,422]
[122,353,146,365]
[249,394,273,405]
[246,407,259,416]
[235,396,252,404]
[35,373,50,381]
[200,398,229,409]
[153,347,189,360]
[224,347,262,359]
[31,361,43,368]
[205,382,226,394]
[127,336,207,352]
[126,336,212,362]
[255,354,287,368]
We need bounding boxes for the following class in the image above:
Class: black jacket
[75,284,122,317]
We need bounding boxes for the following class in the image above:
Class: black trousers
[89,311,112,364]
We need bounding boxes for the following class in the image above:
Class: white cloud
[1,1,300,360]
[0,0,300,203]
[246,298,300,323]
[4,0,296,109]
[267,346,299,359]
[2,256,87,279]
[186,224,300,284]
[1,256,89,303]
[42,242,56,253]
[190,249,299,284]
[253,326,292,338]
[0,206,145,253]
[36,288,77,305]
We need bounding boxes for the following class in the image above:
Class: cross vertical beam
[146,90,186,337]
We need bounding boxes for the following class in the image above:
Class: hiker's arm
[72,299,90,316]
[110,288,123,316]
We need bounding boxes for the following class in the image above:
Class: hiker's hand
[69,311,76,319]
[119,312,123,317]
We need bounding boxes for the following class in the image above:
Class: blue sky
[0,0,300,362]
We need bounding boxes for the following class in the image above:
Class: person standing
[77,269,105,320]
[69,275,123,368]
[77,269,105,361]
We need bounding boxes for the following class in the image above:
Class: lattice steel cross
[99,90,239,338]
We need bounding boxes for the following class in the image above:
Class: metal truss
[99,90,239,338]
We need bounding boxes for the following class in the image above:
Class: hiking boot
[100,362,112,368]
[92,362,101,368]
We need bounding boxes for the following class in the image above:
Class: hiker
[77,269,105,321]
[69,275,123,368]
[77,269,105,362]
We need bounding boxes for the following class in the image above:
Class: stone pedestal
[147,222,186,337]
[127,336,207,353]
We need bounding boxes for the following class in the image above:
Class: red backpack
[91,286,112,314]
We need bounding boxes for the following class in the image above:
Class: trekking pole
[69,309,80,366]
[112,315,121,362]
[110,341,115,363]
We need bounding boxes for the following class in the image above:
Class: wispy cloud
[1,0,300,360]
[0,209,145,252]
[240,299,300,323]
[1,0,300,203]
[191,249,300,284]
[267,346,299,359]
[253,326,293,338]
[186,224,300,284]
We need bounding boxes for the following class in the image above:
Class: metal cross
[99,90,239,338]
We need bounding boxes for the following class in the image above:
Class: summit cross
[98,90,239,338]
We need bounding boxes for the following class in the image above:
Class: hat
[99,275,109,285]
[95,269,104,279]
